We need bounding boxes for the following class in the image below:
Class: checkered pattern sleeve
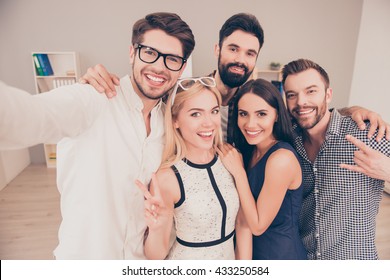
[295,109,389,260]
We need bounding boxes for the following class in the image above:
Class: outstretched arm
[79,64,120,98]
[339,135,390,182]
[0,80,105,149]
[339,106,390,141]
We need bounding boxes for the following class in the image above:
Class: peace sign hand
[135,173,172,230]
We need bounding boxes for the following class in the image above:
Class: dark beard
[133,75,168,101]
[218,60,252,88]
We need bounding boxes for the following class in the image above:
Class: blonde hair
[160,82,222,169]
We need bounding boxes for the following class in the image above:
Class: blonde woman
[136,77,249,260]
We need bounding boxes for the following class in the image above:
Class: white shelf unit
[31,51,80,168]
[254,69,282,82]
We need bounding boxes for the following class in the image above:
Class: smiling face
[216,30,259,88]
[284,69,332,130]
[174,88,221,153]
[130,29,186,101]
[237,92,278,147]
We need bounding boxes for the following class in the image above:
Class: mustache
[293,106,316,111]
[292,106,316,113]
[226,62,248,73]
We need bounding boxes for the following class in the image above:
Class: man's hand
[79,64,120,98]
[339,135,390,182]
[345,106,390,141]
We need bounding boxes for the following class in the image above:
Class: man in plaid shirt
[282,58,390,259]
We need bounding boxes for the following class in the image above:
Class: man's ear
[178,62,187,78]
[326,87,333,104]
[129,45,135,64]
[214,43,220,59]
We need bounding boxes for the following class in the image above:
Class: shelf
[43,144,57,168]
[32,51,80,168]
[36,75,77,79]
[255,69,282,82]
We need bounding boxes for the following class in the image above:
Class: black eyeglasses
[134,44,186,72]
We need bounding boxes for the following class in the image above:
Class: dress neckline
[182,155,218,169]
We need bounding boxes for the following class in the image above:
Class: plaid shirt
[293,109,390,259]
[208,71,239,144]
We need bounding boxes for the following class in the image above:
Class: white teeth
[231,66,244,72]
[146,75,164,83]
[246,130,260,136]
[198,131,212,137]
[297,109,314,115]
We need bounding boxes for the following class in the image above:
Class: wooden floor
[0,164,389,260]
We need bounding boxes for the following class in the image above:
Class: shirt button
[316,212,320,216]
[317,252,321,257]
[313,167,318,172]
[315,233,319,238]
[314,189,319,194]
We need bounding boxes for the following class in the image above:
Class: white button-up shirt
[0,77,165,259]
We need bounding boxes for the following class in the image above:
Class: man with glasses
[81,13,389,141]
[0,12,195,259]
[134,43,188,72]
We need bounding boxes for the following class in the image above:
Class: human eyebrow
[188,105,219,113]
[305,85,319,90]
[227,43,258,55]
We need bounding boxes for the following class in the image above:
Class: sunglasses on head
[170,77,216,106]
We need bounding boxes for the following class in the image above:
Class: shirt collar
[325,108,343,137]
[119,75,163,112]
[209,70,240,106]
[293,108,342,137]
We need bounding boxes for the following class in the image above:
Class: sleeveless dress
[166,155,240,260]
[248,141,307,260]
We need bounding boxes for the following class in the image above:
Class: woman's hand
[135,173,172,231]
[216,143,246,178]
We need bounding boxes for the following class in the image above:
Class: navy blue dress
[247,141,307,260]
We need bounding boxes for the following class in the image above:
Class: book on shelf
[52,78,76,88]
[33,54,44,76]
[49,152,57,160]
[271,80,283,95]
[36,54,54,76]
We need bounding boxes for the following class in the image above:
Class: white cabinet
[253,69,282,82]
[31,52,80,168]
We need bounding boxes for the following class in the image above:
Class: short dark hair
[232,79,294,169]
[219,13,264,50]
[282,59,330,88]
[132,12,195,60]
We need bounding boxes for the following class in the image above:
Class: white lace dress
[166,155,239,260]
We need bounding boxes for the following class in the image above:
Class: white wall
[0,0,364,163]
[349,0,390,122]
[0,150,31,190]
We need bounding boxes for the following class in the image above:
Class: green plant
[270,62,281,70]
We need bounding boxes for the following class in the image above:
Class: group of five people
[0,12,389,260]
